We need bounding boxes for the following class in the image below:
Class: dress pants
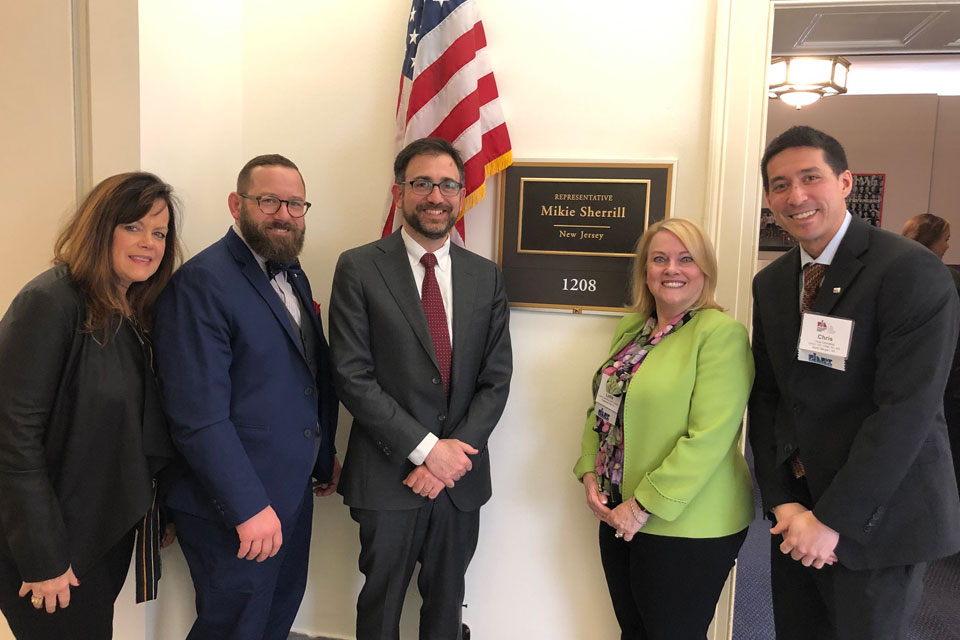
[598,521,747,640]
[0,529,135,640]
[172,487,313,640]
[770,536,926,640]
[350,491,480,640]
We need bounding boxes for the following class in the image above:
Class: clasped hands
[771,502,839,569]
[402,438,477,499]
[583,473,649,541]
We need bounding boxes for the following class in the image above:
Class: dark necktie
[420,253,451,395]
[266,259,302,281]
[801,263,827,314]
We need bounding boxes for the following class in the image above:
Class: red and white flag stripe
[382,0,513,245]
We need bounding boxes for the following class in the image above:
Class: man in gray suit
[329,137,512,640]
[750,126,960,639]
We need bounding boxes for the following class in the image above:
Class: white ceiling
[773,3,960,55]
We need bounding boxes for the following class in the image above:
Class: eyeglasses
[401,179,463,197]
[239,194,311,218]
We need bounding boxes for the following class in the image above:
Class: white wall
[844,54,960,97]
[0,0,775,637]
[0,0,783,636]
[0,1,77,317]
[132,1,725,639]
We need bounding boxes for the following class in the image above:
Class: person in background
[902,212,960,492]
[574,217,754,640]
[0,172,181,639]
[152,154,339,640]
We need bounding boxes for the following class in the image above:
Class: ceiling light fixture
[768,55,851,109]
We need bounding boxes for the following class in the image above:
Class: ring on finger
[30,595,43,607]
[614,531,624,539]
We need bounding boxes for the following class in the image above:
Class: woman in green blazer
[574,218,754,639]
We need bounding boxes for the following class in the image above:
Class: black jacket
[0,265,173,581]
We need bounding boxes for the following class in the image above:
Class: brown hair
[630,218,723,317]
[394,137,466,183]
[54,172,181,334]
[237,154,303,193]
[901,213,949,250]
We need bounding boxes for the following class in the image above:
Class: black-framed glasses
[239,193,311,218]
[401,179,463,197]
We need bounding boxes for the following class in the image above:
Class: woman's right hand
[19,566,80,613]
[583,472,612,522]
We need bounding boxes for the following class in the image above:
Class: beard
[237,203,305,263]
[402,200,457,240]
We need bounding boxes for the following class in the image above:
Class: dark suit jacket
[749,217,960,570]
[0,265,172,581]
[329,231,512,512]
[153,228,338,528]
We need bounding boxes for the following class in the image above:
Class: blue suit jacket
[153,228,338,527]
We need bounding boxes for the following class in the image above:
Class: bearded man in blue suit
[153,155,339,640]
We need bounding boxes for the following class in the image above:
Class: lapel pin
[832,287,841,294]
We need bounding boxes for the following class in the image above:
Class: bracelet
[629,499,649,525]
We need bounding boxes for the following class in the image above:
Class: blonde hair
[629,218,723,317]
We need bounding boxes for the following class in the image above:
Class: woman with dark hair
[574,218,754,640]
[902,212,960,492]
[0,172,182,638]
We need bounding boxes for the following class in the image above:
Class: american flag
[381,0,513,245]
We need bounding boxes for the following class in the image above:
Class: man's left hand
[313,456,342,497]
[776,510,839,568]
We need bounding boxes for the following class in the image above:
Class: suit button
[438,414,446,422]
[303,429,312,438]
[782,443,793,453]
[432,377,440,385]
[304,387,314,396]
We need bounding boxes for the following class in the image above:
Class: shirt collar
[400,227,451,271]
[800,211,852,268]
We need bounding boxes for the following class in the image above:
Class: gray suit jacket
[329,231,512,511]
[749,217,960,570]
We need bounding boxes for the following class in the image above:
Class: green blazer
[574,308,755,538]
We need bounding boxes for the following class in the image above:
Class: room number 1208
[562,278,597,292]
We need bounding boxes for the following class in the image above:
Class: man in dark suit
[329,137,512,640]
[153,155,339,640]
[749,126,960,639]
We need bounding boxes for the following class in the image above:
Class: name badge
[594,373,623,423]
[797,312,854,371]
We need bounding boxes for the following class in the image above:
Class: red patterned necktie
[420,253,451,395]
[801,263,827,314]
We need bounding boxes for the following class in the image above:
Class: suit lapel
[289,269,324,344]
[373,232,438,367]
[450,244,477,393]
[814,218,868,317]
[768,248,803,368]
[224,228,306,359]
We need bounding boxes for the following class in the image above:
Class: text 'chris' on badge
[797,312,855,372]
